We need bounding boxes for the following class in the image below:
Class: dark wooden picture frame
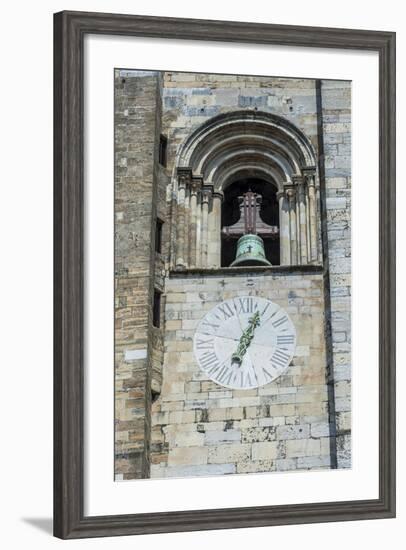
[54,10,396,539]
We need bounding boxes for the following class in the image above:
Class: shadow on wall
[21,518,53,535]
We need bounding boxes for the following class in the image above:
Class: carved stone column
[188,178,201,268]
[176,168,191,268]
[277,189,290,265]
[294,175,308,265]
[196,193,202,267]
[208,191,223,268]
[200,186,212,267]
[169,180,178,270]
[286,185,298,265]
[306,189,311,261]
[185,184,190,260]
[304,170,318,262]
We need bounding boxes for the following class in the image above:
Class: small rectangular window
[159,134,167,167]
[152,290,162,328]
[155,219,163,253]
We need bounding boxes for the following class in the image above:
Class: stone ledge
[169,264,324,278]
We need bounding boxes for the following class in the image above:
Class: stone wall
[150,267,332,478]
[114,70,163,480]
[161,73,319,175]
[320,80,352,468]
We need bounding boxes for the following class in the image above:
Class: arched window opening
[173,111,319,269]
[221,178,280,267]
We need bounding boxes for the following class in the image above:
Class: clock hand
[231,311,261,366]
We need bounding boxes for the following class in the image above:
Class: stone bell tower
[114,70,351,480]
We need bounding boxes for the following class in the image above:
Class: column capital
[283,182,296,200]
[302,166,317,176]
[302,167,317,187]
[190,176,202,195]
[292,174,305,186]
[177,167,192,188]
[201,184,214,204]
[212,190,224,203]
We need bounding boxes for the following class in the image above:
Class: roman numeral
[277,334,295,346]
[217,364,233,385]
[262,305,279,324]
[244,368,258,387]
[271,348,291,369]
[202,319,220,332]
[195,337,214,350]
[236,297,257,314]
[272,315,288,329]
[198,351,220,372]
[261,302,271,316]
[216,302,235,320]
[262,367,274,382]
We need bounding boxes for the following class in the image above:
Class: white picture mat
[84,34,379,517]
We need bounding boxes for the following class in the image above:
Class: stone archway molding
[176,110,317,191]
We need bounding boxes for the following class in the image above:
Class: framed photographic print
[54,10,396,539]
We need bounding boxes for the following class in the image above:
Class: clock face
[193,296,296,390]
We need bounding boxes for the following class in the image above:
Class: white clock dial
[193,296,296,390]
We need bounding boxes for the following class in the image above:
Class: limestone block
[252,441,279,460]
[276,424,310,440]
[337,411,351,432]
[286,438,321,458]
[156,463,236,478]
[237,460,275,474]
[208,444,251,464]
[334,380,351,397]
[209,391,233,399]
[174,431,205,447]
[208,409,227,421]
[168,446,208,466]
[310,422,331,438]
[297,455,331,469]
[242,426,276,443]
[335,397,351,412]
[269,404,296,417]
[275,458,297,471]
[239,419,260,428]
[205,430,241,445]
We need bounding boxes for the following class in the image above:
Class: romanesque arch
[172,111,320,269]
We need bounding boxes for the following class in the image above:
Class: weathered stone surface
[286,438,323,458]
[168,446,208,466]
[321,80,351,470]
[276,425,310,440]
[114,71,164,479]
[208,443,251,464]
[205,430,241,445]
[153,463,236,478]
[252,442,279,460]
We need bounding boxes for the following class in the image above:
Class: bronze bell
[230,233,272,267]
